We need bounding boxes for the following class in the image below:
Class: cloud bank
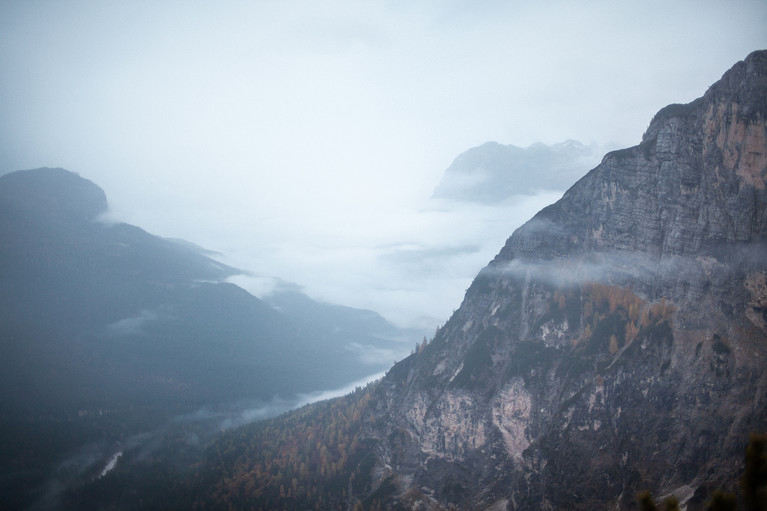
[1,1,765,328]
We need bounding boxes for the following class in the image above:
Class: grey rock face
[358,50,767,510]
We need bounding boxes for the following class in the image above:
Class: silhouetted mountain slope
[0,168,414,411]
[265,284,422,366]
[0,169,236,337]
[0,167,419,510]
[170,50,767,510]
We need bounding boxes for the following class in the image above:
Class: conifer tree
[742,433,767,511]
[706,490,737,511]
[637,491,657,511]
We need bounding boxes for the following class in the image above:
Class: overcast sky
[1,1,766,328]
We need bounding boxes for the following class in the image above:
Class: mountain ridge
[0,168,422,414]
[368,48,767,509]
[157,50,767,511]
[0,167,422,510]
[0,167,108,222]
[431,139,604,203]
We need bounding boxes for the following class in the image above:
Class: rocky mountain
[368,49,767,510]
[151,51,767,510]
[431,139,604,203]
[363,49,767,511]
[0,168,420,510]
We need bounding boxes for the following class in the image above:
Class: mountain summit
[364,49,767,510]
[431,140,603,202]
[0,167,108,222]
[175,51,767,511]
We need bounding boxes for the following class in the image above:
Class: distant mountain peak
[183,50,767,511]
[0,167,107,222]
[431,139,604,203]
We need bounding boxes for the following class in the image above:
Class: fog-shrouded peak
[0,167,108,222]
[431,140,605,203]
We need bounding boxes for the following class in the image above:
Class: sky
[1,0,766,329]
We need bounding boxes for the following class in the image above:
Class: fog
[1,1,765,328]
[162,369,386,433]
[29,371,385,511]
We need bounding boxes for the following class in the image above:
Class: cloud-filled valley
[2,0,765,330]
[2,4,767,510]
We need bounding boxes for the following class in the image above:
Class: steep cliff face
[362,50,767,510]
[126,51,767,511]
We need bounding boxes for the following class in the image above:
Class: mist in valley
[2,1,764,329]
[1,1,766,510]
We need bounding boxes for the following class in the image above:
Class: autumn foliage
[195,384,379,511]
[552,282,675,354]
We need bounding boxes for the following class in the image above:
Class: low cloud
[171,370,385,432]
[346,342,409,366]
[486,246,759,303]
[106,310,158,336]
[490,251,658,287]
[225,274,283,299]
[194,189,565,330]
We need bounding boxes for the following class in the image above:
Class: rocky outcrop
[358,50,767,510]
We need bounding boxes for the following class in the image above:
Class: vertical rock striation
[360,50,767,510]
